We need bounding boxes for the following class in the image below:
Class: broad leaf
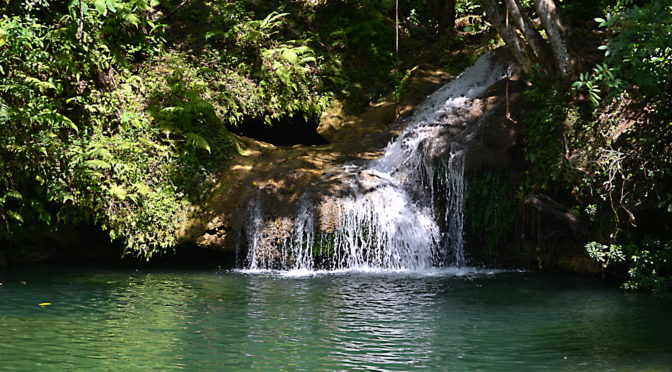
[94,0,106,14]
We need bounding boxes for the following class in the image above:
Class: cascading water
[241,53,512,271]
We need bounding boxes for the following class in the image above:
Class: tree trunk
[503,0,550,64]
[445,0,456,31]
[433,0,457,32]
[533,0,576,77]
[480,0,534,74]
[395,0,399,55]
[525,193,586,237]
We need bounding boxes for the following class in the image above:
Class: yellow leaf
[0,29,7,48]
[133,182,152,195]
[109,184,128,200]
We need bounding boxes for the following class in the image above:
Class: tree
[479,0,576,77]
[534,0,575,76]
[431,0,457,32]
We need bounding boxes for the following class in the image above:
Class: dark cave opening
[227,115,328,146]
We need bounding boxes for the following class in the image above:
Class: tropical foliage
[0,1,215,257]
[521,0,672,293]
[0,0,331,256]
[1,0,671,295]
[1,0,480,257]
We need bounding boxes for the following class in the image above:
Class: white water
[234,266,509,278]
[242,53,512,271]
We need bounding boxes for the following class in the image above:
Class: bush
[568,0,672,294]
[0,1,232,257]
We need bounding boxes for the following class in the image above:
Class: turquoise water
[1,266,671,371]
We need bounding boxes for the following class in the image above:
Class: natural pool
[1,266,671,371]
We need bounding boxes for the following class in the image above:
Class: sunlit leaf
[0,28,7,48]
[94,0,106,14]
[185,132,211,153]
[106,0,117,13]
[133,182,152,195]
[84,159,112,169]
[53,112,79,132]
[109,184,127,200]
[6,210,23,223]
[5,190,22,200]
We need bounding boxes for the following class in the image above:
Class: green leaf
[6,190,23,200]
[84,159,112,169]
[260,12,289,31]
[106,0,117,13]
[49,189,74,204]
[124,13,139,27]
[185,132,211,153]
[109,184,128,200]
[68,0,79,13]
[6,210,23,223]
[133,182,152,195]
[300,56,316,64]
[205,31,220,40]
[282,50,299,64]
[24,76,56,92]
[31,200,51,225]
[0,28,7,48]
[94,0,106,14]
[53,112,79,132]
[87,146,112,158]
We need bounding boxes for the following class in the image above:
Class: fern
[185,132,211,154]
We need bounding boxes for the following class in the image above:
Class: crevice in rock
[227,115,328,146]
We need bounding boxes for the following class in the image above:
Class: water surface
[1,266,670,371]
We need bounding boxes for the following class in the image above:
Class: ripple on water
[0,267,671,371]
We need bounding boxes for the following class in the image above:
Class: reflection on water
[0,266,671,371]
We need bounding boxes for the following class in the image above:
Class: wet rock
[180,51,522,262]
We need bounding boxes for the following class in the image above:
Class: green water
[0,266,671,371]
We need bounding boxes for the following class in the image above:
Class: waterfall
[241,53,512,271]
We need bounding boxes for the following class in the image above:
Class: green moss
[466,170,515,256]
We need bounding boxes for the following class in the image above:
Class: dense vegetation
[1,0,670,293]
[0,0,485,258]
[522,0,672,294]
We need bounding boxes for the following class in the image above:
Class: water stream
[243,54,511,271]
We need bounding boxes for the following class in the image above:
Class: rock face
[316,66,452,143]
[179,64,463,253]
[178,105,401,254]
[464,80,525,174]
[180,50,531,267]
